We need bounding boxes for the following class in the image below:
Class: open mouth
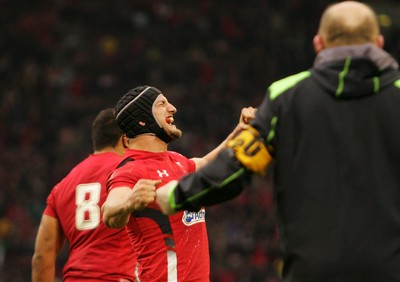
[166,116,174,125]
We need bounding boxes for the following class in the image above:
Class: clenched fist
[130,179,161,210]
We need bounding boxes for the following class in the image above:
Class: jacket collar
[314,43,398,70]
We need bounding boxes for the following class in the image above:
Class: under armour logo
[157,169,169,177]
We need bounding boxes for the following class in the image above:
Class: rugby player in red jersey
[102,86,254,281]
[32,108,137,282]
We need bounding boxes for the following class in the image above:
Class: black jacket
[252,44,400,281]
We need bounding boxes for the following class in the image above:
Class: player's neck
[126,135,168,152]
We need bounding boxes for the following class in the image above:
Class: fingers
[232,106,257,134]
[240,106,257,124]
[131,179,162,210]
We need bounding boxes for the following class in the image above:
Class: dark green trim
[269,71,311,101]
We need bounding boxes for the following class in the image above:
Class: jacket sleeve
[170,148,253,211]
[169,90,276,211]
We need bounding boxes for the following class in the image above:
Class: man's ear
[376,34,384,49]
[122,135,129,148]
[313,34,325,54]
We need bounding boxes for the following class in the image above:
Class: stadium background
[0,0,399,281]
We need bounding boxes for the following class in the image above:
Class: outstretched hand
[239,106,257,125]
[192,106,258,169]
[229,106,257,139]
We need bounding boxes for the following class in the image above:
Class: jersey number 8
[75,183,101,230]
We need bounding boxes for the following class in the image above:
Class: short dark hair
[91,108,123,151]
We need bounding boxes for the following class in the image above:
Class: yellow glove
[227,126,272,175]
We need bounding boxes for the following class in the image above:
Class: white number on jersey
[75,183,101,230]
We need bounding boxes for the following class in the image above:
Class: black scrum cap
[114,86,172,143]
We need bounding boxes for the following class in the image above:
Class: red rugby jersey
[108,149,210,282]
[45,152,136,281]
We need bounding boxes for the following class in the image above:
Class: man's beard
[168,127,183,141]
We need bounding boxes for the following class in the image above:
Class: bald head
[316,1,381,49]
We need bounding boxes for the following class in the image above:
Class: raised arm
[157,125,272,214]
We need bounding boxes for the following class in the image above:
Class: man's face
[152,94,182,140]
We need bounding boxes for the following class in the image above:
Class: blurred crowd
[1,0,399,281]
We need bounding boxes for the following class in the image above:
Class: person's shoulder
[167,151,195,171]
[113,156,137,171]
[268,70,312,100]
[73,153,122,174]
[96,152,123,161]
[85,152,122,164]
[48,182,62,197]
[168,151,189,161]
